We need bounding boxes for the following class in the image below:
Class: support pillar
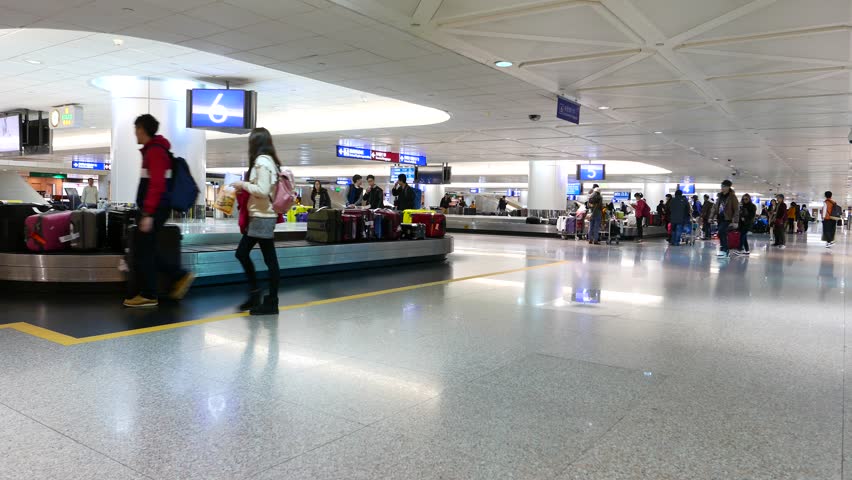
[527,160,571,216]
[100,77,207,214]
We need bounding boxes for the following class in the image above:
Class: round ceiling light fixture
[494,61,513,68]
[113,38,124,47]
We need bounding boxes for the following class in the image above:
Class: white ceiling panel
[457,35,618,65]
[222,0,317,19]
[184,2,267,29]
[691,0,852,41]
[633,0,755,38]
[526,55,637,89]
[464,5,635,44]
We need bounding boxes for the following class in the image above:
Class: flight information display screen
[0,115,20,153]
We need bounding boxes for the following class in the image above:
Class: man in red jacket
[124,114,194,308]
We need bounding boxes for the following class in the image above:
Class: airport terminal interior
[2,0,852,479]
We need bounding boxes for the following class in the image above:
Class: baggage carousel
[445,215,667,239]
[0,221,454,284]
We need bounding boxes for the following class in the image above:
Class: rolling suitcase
[306,208,342,244]
[400,223,426,240]
[403,209,434,224]
[410,212,446,238]
[0,203,50,252]
[25,211,73,252]
[108,207,137,252]
[526,217,541,225]
[374,209,401,240]
[70,209,107,250]
[343,208,374,240]
[287,205,312,223]
[727,230,741,250]
[126,225,182,297]
[341,213,361,242]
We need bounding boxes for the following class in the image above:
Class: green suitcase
[306,208,342,243]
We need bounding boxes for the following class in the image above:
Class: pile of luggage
[0,202,115,253]
[306,208,446,244]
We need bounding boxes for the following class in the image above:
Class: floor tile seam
[0,399,157,480]
[245,423,374,480]
[841,242,848,480]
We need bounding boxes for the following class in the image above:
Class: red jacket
[135,135,172,215]
[635,199,651,218]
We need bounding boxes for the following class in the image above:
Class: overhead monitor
[566,182,582,196]
[677,183,695,194]
[186,89,257,131]
[390,166,415,181]
[416,166,445,184]
[0,114,20,154]
[577,164,605,181]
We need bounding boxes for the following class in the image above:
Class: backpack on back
[831,201,842,219]
[149,144,200,213]
[272,168,296,214]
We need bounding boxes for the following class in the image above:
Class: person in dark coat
[732,193,757,256]
[668,190,690,246]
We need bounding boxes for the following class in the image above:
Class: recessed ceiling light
[597,106,610,110]
[494,61,513,68]
[654,131,663,134]
[713,157,719,160]
[113,38,124,47]
[25,59,41,65]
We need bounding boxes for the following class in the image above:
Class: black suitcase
[526,217,541,225]
[548,218,558,225]
[400,223,426,240]
[306,208,342,243]
[126,225,182,296]
[70,209,107,250]
[0,203,50,252]
[108,207,137,252]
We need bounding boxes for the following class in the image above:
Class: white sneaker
[741,251,750,256]
[779,245,786,249]
[716,250,728,257]
[826,242,835,248]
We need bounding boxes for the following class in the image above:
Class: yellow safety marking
[2,260,569,346]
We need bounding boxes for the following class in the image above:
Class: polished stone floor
[1,229,849,479]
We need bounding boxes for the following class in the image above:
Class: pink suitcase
[26,211,73,252]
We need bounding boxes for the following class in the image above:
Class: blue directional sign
[577,164,605,181]
[566,182,582,196]
[336,145,372,160]
[72,160,106,170]
[613,191,631,202]
[677,183,696,194]
[399,153,427,166]
[557,96,581,124]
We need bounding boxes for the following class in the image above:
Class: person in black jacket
[733,193,757,256]
[392,174,415,211]
[668,190,690,246]
[311,180,331,209]
[346,174,364,207]
[362,174,384,209]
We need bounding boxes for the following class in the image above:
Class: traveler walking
[632,192,651,243]
[587,184,604,245]
[732,193,756,256]
[656,200,665,221]
[700,194,714,240]
[346,175,364,207]
[232,128,282,315]
[311,180,331,209]
[800,204,810,233]
[123,114,194,308]
[668,190,690,246]
[767,199,777,243]
[363,174,384,209]
[392,174,416,211]
[711,180,739,257]
[773,194,788,248]
[691,195,702,220]
[497,196,508,215]
[787,202,797,234]
[823,191,840,248]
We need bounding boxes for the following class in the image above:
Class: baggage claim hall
[1,1,851,479]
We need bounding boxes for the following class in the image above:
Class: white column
[642,182,667,206]
[419,184,444,209]
[103,77,207,208]
[528,160,571,211]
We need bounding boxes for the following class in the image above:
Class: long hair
[248,127,281,171]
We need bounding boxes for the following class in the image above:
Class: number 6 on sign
[208,93,228,124]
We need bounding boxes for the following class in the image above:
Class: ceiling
[0,0,851,199]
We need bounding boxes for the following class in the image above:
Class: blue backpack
[151,144,199,213]
[413,188,422,209]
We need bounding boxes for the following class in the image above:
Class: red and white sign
[370,150,399,163]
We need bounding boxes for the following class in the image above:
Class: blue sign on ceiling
[399,153,427,166]
[336,145,372,160]
[678,183,696,195]
[557,96,581,124]
[71,160,106,170]
[189,89,247,128]
[577,164,605,181]
[613,191,631,202]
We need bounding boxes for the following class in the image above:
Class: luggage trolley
[681,221,699,246]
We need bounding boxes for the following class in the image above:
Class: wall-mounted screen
[390,166,415,181]
[416,166,445,184]
[577,164,605,181]
[0,115,20,154]
[566,182,582,195]
[186,89,257,130]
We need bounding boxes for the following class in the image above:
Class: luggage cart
[681,221,699,246]
[606,215,621,245]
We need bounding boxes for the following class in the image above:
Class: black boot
[238,290,261,312]
[249,295,279,315]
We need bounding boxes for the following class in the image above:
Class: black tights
[235,235,279,298]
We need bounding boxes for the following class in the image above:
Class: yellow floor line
[3,260,569,346]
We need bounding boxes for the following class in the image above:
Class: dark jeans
[636,218,644,240]
[823,220,837,243]
[718,220,731,251]
[787,218,795,233]
[739,228,750,252]
[672,223,686,245]
[133,209,186,299]
[235,233,280,298]
[703,219,711,239]
[589,213,602,242]
[774,224,786,245]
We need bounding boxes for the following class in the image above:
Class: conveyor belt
[0,237,454,284]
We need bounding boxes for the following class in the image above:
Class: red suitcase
[341,214,361,242]
[410,212,446,238]
[374,208,401,240]
[26,211,73,252]
[727,230,741,250]
[343,208,374,240]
